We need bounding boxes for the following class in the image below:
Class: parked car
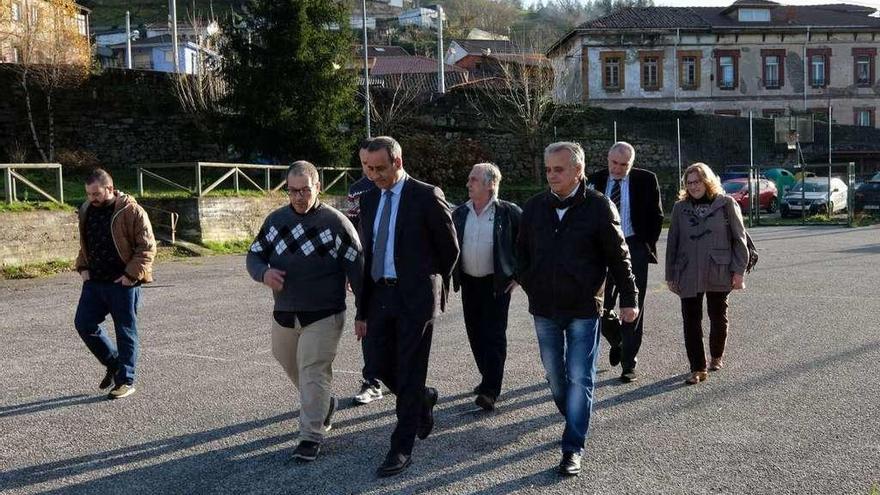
[854,172,880,213]
[722,178,778,213]
[719,165,751,183]
[780,177,848,217]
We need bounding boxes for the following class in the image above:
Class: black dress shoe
[99,367,115,390]
[620,369,638,383]
[377,451,412,477]
[475,393,495,411]
[558,451,582,476]
[609,346,621,367]
[417,387,438,440]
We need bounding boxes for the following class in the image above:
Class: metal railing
[1,163,64,205]
[135,162,290,197]
[318,167,361,192]
[135,162,361,197]
[141,204,180,244]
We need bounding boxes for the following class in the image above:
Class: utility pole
[436,5,445,94]
[125,11,132,69]
[170,0,180,73]
[362,0,371,138]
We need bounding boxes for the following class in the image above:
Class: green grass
[202,239,252,254]
[0,201,75,213]
[870,483,879,495]
[0,259,74,280]
[155,244,201,261]
[852,213,880,227]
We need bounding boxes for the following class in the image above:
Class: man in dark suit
[588,142,663,383]
[355,136,459,477]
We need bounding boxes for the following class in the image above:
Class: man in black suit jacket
[355,136,459,477]
[588,142,663,383]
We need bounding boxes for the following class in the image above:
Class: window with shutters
[852,48,875,87]
[677,50,701,90]
[601,51,625,91]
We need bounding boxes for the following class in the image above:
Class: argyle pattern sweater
[246,202,364,314]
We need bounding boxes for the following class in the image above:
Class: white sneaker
[353,382,382,404]
[108,384,136,399]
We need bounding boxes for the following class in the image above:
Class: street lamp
[362,0,371,138]
[428,5,445,94]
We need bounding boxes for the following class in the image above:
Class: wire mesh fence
[553,107,879,227]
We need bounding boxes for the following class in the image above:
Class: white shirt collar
[382,173,408,196]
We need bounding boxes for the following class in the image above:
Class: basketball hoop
[785,130,799,151]
[775,114,814,146]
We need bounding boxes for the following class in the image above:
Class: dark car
[723,178,778,213]
[854,172,880,214]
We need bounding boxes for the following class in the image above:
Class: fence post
[234,167,240,194]
[613,121,618,142]
[848,162,855,227]
[748,110,754,228]
[265,168,270,193]
[676,118,682,187]
[137,167,144,196]
[196,163,203,197]
[11,170,17,202]
[57,165,64,204]
[3,167,12,204]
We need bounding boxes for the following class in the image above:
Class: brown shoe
[685,371,708,385]
[709,358,724,371]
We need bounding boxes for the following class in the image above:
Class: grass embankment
[0,245,202,281]
[201,239,251,254]
[0,201,75,213]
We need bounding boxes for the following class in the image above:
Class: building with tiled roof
[358,55,468,93]
[445,39,523,66]
[547,1,880,128]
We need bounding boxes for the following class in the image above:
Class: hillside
[85,0,240,29]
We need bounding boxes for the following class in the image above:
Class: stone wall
[0,67,222,167]
[0,210,79,266]
[140,194,349,244]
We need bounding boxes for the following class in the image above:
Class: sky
[522,0,880,7]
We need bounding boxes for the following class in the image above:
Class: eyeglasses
[287,187,313,197]
[686,180,702,187]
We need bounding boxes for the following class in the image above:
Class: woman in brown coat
[665,163,749,385]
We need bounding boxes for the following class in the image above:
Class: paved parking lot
[1,225,879,494]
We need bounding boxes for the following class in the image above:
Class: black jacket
[516,180,638,319]
[357,175,459,321]
[451,199,522,296]
[588,168,664,263]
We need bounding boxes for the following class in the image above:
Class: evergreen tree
[221,0,356,164]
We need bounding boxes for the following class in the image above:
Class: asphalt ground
[1,225,879,495]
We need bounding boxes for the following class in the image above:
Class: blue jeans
[534,316,600,455]
[74,280,141,386]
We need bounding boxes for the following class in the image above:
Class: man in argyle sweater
[247,160,364,463]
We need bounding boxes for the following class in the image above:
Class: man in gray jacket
[247,161,364,462]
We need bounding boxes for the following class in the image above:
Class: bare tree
[357,73,432,136]
[465,52,557,181]
[172,7,225,116]
[1,0,90,162]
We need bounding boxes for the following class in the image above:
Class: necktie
[610,179,622,212]
[371,190,394,282]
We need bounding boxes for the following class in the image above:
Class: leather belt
[375,278,398,287]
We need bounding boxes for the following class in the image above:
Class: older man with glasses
[246,160,364,463]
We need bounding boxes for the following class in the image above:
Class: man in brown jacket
[74,168,156,399]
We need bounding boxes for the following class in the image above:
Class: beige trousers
[271,312,345,442]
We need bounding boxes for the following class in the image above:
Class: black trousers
[461,273,511,400]
[366,285,433,455]
[681,291,730,372]
[360,338,380,387]
[602,236,650,371]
